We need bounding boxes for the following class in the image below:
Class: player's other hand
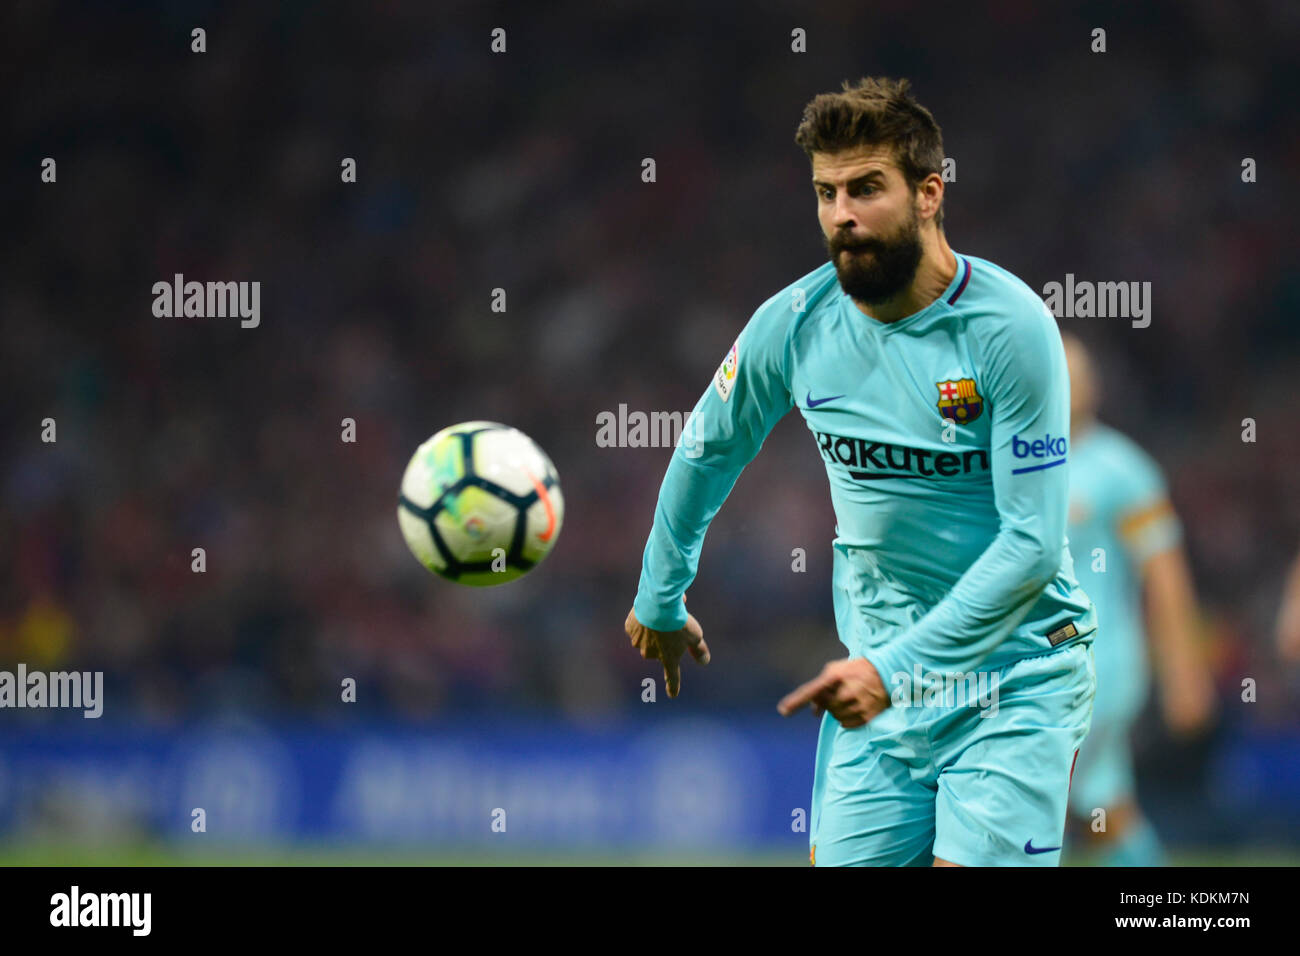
[1160,666,1216,738]
[625,605,710,699]
[777,657,890,728]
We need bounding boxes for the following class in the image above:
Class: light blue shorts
[810,640,1096,866]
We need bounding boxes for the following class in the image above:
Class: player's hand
[777,657,890,728]
[1160,667,1216,737]
[625,605,710,699]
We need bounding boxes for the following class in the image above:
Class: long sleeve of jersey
[862,301,1075,682]
[632,305,795,632]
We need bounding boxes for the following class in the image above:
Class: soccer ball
[397,421,564,586]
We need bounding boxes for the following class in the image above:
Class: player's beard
[826,203,924,306]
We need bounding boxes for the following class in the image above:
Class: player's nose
[832,193,859,228]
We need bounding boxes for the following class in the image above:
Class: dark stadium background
[1,0,1297,863]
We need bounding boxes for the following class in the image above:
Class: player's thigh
[932,642,1095,867]
[811,710,936,867]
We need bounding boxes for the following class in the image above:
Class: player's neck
[851,230,957,324]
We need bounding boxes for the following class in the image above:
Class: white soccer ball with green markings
[398,422,564,586]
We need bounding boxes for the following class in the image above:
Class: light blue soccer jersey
[1067,424,1182,721]
[634,253,1096,683]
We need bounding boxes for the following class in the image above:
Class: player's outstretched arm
[625,605,710,699]
[1111,448,1214,734]
[1142,543,1216,736]
[628,302,794,687]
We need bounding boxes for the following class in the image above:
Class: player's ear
[916,173,943,223]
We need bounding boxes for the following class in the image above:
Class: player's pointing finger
[777,671,841,717]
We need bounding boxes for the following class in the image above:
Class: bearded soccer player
[624,77,1097,867]
[1061,334,1215,866]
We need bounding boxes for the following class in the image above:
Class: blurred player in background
[1062,334,1216,866]
[1275,550,1300,663]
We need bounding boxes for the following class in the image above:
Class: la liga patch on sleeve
[714,339,738,402]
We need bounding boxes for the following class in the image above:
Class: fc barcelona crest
[936,378,983,424]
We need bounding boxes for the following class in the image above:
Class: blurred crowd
[2,1,1297,728]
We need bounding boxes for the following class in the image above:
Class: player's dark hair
[794,77,946,227]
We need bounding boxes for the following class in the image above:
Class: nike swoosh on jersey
[806,391,845,409]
